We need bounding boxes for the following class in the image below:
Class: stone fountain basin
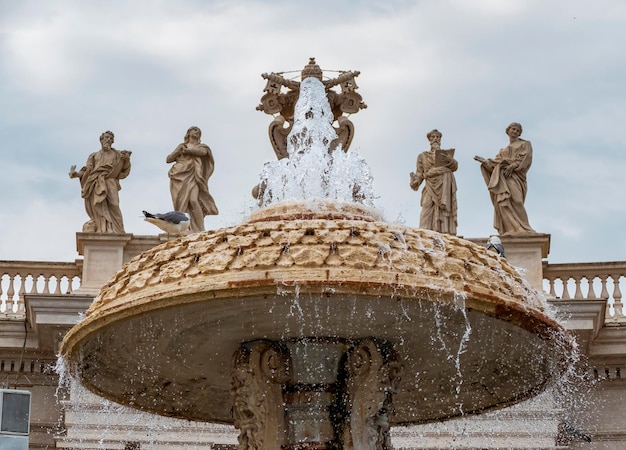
[61,202,571,426]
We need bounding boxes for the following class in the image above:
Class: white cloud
[1,0,626,265]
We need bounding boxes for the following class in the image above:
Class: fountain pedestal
[232,338,399,449]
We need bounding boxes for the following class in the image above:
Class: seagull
[485,235,505,257]
[142,210,191,237]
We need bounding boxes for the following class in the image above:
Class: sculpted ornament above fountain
[62,60,574,450]
[256,57,366,160]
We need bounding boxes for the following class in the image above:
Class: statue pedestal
[75,233,166,295]
[468,233,550,291]
[75,233,133,295]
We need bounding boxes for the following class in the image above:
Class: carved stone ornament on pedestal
[231,341,292,450]
[340,339,401,450]
[231,338,400,450]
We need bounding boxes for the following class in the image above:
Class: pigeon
[142,210,191,237]
[485,235,505,257]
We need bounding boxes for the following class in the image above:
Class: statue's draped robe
[80,149,130,233]
[480,139,535,235]
[412,151,458,235]
[168,144,218,232]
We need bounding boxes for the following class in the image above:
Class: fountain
[61,60,574,449]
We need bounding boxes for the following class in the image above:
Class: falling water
[258,76,375,207]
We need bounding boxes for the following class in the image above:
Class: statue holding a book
[69,130,132,233]
[409,129,458,235]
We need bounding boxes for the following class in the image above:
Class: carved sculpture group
[70,127,218,234]
[69,59,536,241]
[410,122,536,237]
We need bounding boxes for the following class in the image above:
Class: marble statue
[474,122,535,236]
[409,129,458,235]
[167,126,218,232]
[69,130,131,233]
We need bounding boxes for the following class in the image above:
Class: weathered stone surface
[62,201,571,429]
[167,126,218,233]
[69,130,131,234]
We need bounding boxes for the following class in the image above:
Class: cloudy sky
[1,0,625,264]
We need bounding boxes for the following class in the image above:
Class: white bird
[142,210,191,237]
[485,235,505,257]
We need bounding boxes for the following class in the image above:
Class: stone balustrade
[2,258,625,323]
[0,261,82,317]
[543,261,626,321]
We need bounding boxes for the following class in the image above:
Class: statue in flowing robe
[409,129,458,235]
[69,131,131,233]
[167,126,218,232]
[474,122,535,236]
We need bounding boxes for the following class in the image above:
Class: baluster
[0,279,5,313]
[71,275,81,293]
[612,275,624,318]
[573,276,583,299]
[7,274,16,313]
[0,274,5,312]
[547,277,557,298]
[560,277,571,300]
[18,275,26,297]
[599,275,610,299]
[54,274,62,295]
[586,275,597,299]
[32,274,41,294]
[42,274,51,294]
[27,274,36,294]
[66,276,74,294]
[16,274,27,314]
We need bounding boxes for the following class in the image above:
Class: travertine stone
[409,129,458,235]
[69,130,131,233]
[474,122,535,236]
[341,339,401,450]
[84,202,546,314]
[75,233,131,294]
[167,126,218,232]
[468,233,550,291]
[62,201,572,429]
[231,341,291,450]
[75,233,164,295]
